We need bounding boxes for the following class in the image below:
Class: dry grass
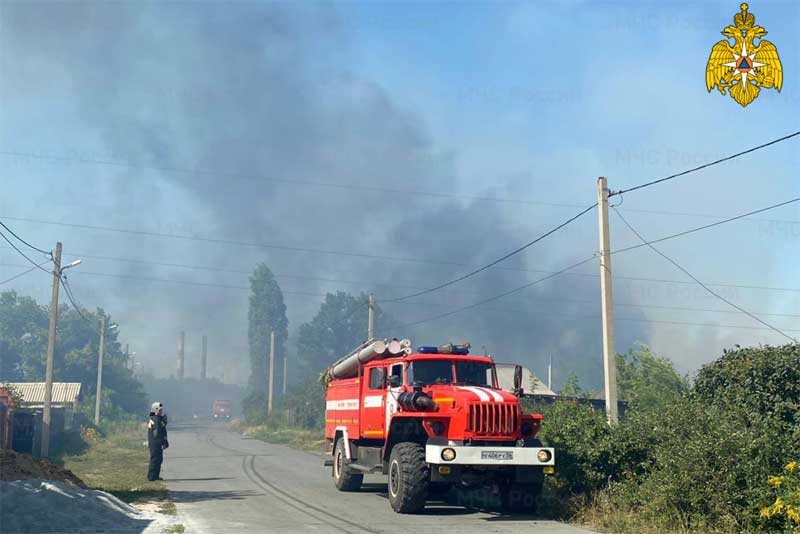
[62,425,168,503]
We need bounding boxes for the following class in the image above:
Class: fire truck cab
[323,340,554,514]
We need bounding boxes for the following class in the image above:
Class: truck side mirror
[513,365,524,397]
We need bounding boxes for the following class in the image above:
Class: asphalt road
[162,423,594,534]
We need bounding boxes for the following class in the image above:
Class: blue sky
[0,1,797,386]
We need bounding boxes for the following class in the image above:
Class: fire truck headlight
[537,449,552,463]
[441,448,457,462]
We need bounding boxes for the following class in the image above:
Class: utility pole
[201,335,207,381]
[548,355,552,391]
[367,292,375,340]
[177,331,185,380]
[268,331,275,416]
[597,177,619,424]
[282,355,287,396]
[94,317,106,426]
[42,242,62,458]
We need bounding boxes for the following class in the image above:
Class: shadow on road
[164,477,236,482]
[169,489,263,503]
[352,483,542,519]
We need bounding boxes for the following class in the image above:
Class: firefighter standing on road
[147,401,169,481]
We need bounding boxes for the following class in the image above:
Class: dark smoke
[0,2,649,390]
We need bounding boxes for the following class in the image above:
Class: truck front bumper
[425,444,555,466]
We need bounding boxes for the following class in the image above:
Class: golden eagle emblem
[706,3,783,107]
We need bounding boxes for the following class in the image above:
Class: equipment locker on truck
[322,339,554,513]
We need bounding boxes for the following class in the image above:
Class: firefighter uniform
[147,402,169,481]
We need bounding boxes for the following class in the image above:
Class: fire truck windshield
[407,360,494,387]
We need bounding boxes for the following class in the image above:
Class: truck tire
[388,442,430,513]
[333,438,363,491]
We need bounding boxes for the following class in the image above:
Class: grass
[164,525,185,533]
[244,425,325,452]
[158,502,178,515]
[62,425,168,503]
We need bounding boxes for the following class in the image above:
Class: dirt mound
[1,480,178,533]
[0,449,85,486]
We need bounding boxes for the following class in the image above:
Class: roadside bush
[591,343,800,533]
[528,400,613,497]
[760,461,800,533]
[693,344,800,424]
[530,343,800,532]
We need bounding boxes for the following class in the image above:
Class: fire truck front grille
[467,403,519,436]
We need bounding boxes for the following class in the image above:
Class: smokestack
[177,331,185,380]
[201,335,208,381]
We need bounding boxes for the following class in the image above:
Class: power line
[609,197,800,258]
[612,207,797,343]
[8,242,798,294]
[0,262,48,285]
[60,275,91,323]
[3,212,799,293]
[609,130,800,197]
[66,269,327,297]
[382,295,800,320]
[386,302,800,334]
[396,256,598,328]
[0,228,52,274]
[5,260,797,322]
[388,203,598,302]
[1,149,587,208]
[0,219,53,256]
[4,149,798,225]
[397,196,800,329]
[0,216,462,267]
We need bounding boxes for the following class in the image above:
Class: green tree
[0,290,146,419]
[295,291,390,378]
[0,291,48,380]
[243,263,288,423]
[560,371,583,397]
[615,343,688,412]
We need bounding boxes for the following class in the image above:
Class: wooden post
[42,242,62,458]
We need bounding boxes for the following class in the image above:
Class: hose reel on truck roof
[322,338,412,383]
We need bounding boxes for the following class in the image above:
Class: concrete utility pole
[42,242,62,458]
[548,355,553,391]
[597,177,619,425]
[201,335,208,381]
[268,331,275,416]
[177,331,185,380]
[368,293,375,340]
[282,355,287,396]
[95,318,106,426]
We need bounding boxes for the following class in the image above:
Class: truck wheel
[501,479,543,514]
[388,442,429,513]
[333,439,363,491]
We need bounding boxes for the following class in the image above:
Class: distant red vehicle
[212,400,232,420]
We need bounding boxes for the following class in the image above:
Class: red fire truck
[323,339,554,514]
[212,399,232,420]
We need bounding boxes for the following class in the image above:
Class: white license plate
[481,451,513,460]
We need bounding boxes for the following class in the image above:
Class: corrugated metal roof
[0,383,82,407]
